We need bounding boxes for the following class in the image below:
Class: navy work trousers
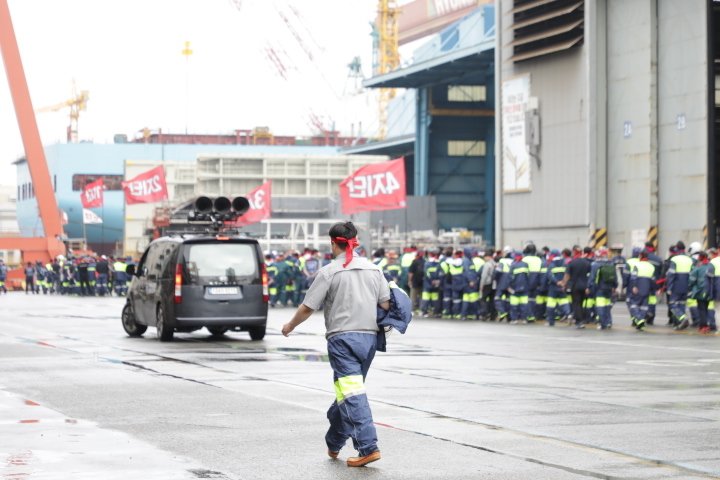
[325,332,378,457]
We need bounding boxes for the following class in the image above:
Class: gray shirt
[302,253,391,339]
[480,259,496,288]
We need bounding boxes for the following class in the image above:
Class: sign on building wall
[501,75,531,192]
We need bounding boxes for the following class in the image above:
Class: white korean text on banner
[81,178,104,209]
[339,158,406,215]
[502,75,531,192]
[122,166,169,205]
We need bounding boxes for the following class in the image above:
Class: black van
[121,234,269,341]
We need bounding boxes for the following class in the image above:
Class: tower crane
[374,0,400,139]
[37,82,89,143]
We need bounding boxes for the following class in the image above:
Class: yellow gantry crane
[37,81,89,143]
[375,0,400,139]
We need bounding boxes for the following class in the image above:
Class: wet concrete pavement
[0,293,719,479]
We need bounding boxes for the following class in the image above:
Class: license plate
[208,286,240,295]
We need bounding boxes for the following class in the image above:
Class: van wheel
[248,326,265,341]
[122,303,147,337]
[207,327,228,337]
[156,304,174,342]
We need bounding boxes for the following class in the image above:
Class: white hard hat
[688,241,702,255]
[502,245,513,254]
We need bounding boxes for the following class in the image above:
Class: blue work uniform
[521,255,543,322]
[666,253,693,327]
[460,257,483,319]
[383,263,402,284]
[449,260,467,319]
[629,260,655,330]
[689,261,714,330]
[494,257,513,322]
[545,257,569,325]
[113,261,128,296]
[588,259,617,329]
[645,252,663,323]
[440,258,453,318]
[508,259,529,322]
[535,259,549,321]
[420,259,443,317]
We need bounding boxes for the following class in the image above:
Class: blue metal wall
[415,81,495,243]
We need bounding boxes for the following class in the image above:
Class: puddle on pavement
[281,353,329,362]
[188,469,230,479]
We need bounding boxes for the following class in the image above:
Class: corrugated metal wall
[657,0,707,249]
[497,0,590,249]
[606,0,659,248]
[497,0,709,253]
[607,0,707,252]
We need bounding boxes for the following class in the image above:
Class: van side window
[136,249,151,277]
[144,243,163,281]
[161,244,180,277]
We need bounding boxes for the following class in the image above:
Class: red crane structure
[0,0,66,263]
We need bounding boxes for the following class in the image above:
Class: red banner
[340,158,406,215]
[233,181,272,226]
[122,166,169,205]
[80,178,104,209]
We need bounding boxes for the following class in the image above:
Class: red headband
[332,236,358,268]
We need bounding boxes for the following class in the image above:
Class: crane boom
[0,0,66,262]
[376,0,400,139]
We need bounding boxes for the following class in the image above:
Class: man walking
[629,249,656,331]
[667,241,693,330]
[587,248,617,330]
[407,250,425,312]
[282,221,390,468]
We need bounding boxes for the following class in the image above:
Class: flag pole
[82,212,87,251]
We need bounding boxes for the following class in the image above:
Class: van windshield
[185,243,258,284]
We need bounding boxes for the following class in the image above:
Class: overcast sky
[0,0,382,186]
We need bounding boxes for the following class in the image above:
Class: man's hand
[282,304,314,337]
[632,287,639,295]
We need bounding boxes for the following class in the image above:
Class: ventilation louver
[510,0,584,63]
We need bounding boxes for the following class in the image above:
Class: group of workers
[265,249,326,308]
[365,241,718,335]
[15,255,134,297]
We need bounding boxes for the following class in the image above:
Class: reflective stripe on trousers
[326,332,378,457]
[595,295,613,328]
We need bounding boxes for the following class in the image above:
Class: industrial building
[356,2,496,244]
[495,0,715,252]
